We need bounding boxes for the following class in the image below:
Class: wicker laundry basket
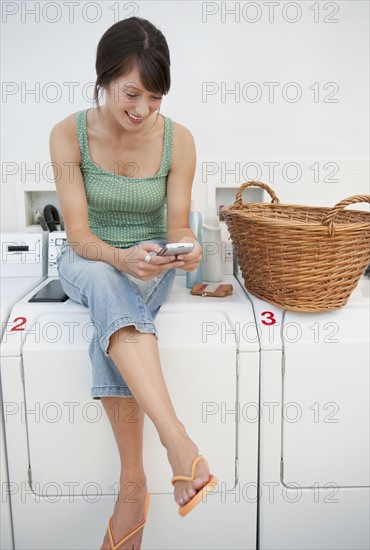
[220,181,370,312]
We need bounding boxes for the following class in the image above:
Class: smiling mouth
[125,111,144,123]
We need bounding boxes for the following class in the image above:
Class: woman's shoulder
[169,118,195,149]
[50,110,84,136]
[49,110,84,160]
[166,118,196,169]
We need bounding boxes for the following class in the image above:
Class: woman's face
[103,65,163,131]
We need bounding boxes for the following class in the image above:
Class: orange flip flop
[171,455,218,517]
[107,491,150,550]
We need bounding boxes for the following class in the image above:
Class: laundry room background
[1,0,369,231]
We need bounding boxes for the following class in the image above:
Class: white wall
[1,0,369,230]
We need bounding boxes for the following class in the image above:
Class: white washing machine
[1,232,48,550]
[0,232,48,339]
[235,267,370,550]
[1,232,260,550]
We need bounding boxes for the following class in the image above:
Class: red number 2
[10,317,27,331]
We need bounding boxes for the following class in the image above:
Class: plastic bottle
[186,199,203,288]
[202,208,225,282]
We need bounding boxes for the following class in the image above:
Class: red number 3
[261,311,276,326]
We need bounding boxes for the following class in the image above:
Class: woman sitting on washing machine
[49,16,217,550]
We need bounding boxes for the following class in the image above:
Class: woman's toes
[177,487,193,505]
[193,476,207,491]
[174,458,212,507]
[187,487,196,498]
[177,486,197,505]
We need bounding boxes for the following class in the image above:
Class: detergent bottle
[202,208,225,282]
[186,199,203,288]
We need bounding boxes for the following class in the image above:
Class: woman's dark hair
[94,17,171,106]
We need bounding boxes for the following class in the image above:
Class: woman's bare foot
[100,474,148,550]
[166,430,212,507]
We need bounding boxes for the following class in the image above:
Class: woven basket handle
[321,195,370,236]
[234,181,280,206]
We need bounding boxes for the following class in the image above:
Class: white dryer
[1,232,48,550]
[235,267,370,550]
[1,233,260,550]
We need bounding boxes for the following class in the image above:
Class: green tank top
[72,109,173,249]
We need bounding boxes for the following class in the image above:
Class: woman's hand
[174,236,202,272]
[117,242,185,280]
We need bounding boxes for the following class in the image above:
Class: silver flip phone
[156,242,194,256]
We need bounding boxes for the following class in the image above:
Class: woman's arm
[50,115,127,268]
[166,122,202,270]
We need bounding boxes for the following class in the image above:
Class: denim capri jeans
[57,238,176,400]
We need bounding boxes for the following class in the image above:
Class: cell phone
[156,242,194,256]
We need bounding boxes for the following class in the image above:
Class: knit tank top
[73,109,174,249]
